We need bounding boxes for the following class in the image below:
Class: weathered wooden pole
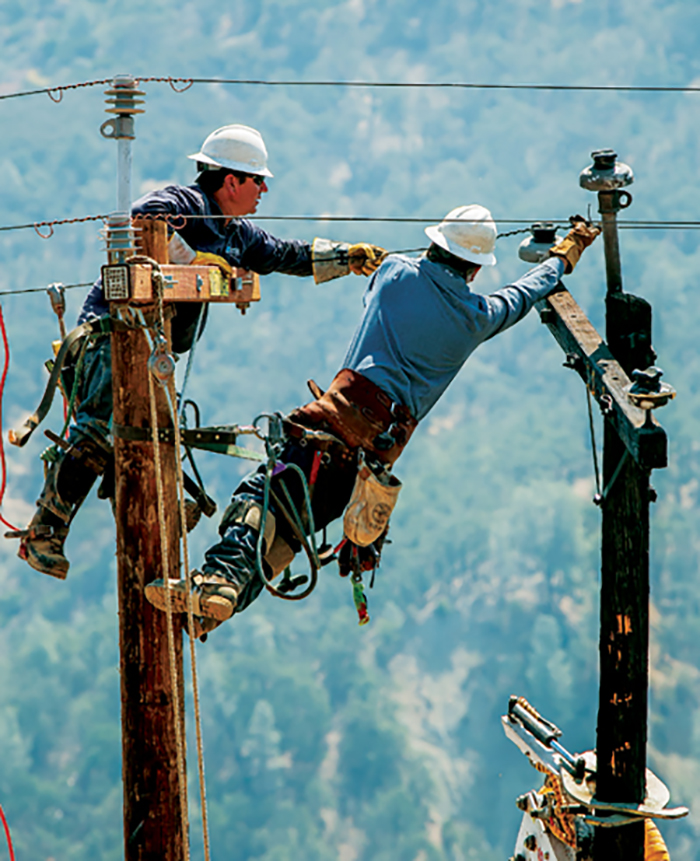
[581,150,655,860]
[111,218,187,861]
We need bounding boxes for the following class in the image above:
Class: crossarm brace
[537,288,667,471]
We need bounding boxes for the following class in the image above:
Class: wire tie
[169,77,194,93]
[33,222,54,239]
[47,88,63,103]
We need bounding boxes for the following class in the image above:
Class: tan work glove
[348,243,388,276]
[191,251,233,277]
[548,216,601,274]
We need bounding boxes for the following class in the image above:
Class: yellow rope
[533,761,578,848]
[165,376,212,861]
[645,819,670,861]
[148,270,211,861]
[147,365,190,858]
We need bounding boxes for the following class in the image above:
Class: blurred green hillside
[1,0,700,859]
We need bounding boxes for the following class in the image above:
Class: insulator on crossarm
[104,74,145,115]
[519,222,562,264]
[104,212,136,264]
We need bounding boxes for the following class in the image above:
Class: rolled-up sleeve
[483,258,564,340]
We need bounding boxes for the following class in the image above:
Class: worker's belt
[287,368,417,465]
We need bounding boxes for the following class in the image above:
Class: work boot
[144,571,240,622]
[14,506,70,579]
[183,613,224,643]
[9,437,110,578]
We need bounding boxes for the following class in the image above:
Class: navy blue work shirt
[78,183,313,350]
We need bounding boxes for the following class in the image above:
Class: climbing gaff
[579,149,633,296]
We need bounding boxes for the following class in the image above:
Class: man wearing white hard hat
[14,124,386,580]
[145,205,599,637]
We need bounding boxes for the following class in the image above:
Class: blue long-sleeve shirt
[342,254,565,421]
[78,183,313,349]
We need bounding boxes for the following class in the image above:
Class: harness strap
[10,305,177,450]
[9,319,110,448]
[5,524,69,540]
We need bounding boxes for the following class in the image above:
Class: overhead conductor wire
[2,213,700,238]
[2,75,700,102]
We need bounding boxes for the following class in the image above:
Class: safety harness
[10,310,414,623]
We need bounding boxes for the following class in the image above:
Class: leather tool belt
[287,368,417,466]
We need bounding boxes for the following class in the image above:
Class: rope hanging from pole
[147,365,191,858]
[165,375,212,861]
[144,268,212,861]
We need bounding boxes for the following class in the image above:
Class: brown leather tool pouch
[288,368,417,465]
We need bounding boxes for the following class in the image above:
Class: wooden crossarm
[537,289,667,471]
[102,262,261,312]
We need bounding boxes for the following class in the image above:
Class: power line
[2,213,700,236]
[0,282,92,297]
[2,75,700,103]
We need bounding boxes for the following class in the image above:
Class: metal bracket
[112,423,265,461]
[593,450,628,507]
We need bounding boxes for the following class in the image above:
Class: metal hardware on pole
[580,148,633,297]
[101,77,188,861]
[100,75,145,264]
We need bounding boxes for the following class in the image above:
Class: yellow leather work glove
[548,216,601,274]
[191,251,233,277]
[348,243,388,276]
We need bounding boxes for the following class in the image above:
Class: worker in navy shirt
[144,205,600,636]
[14,124,386,579]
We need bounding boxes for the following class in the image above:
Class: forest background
[1,0,700,859]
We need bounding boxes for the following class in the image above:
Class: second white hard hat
[425,205,497,266]
[188,124,274,177]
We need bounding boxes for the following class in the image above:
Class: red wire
[0,803,15,861]
[0,306,18,531]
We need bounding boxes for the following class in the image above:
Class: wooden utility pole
[104,218,261,860]
[111,219,187,861]
[537,149,675,858]
[593,157,658,860]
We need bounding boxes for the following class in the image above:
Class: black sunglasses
[245,174,267,187]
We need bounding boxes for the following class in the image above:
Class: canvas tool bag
[343,451,402,547]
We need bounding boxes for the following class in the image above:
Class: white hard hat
[188,124,273,177]
[425,205,497,266]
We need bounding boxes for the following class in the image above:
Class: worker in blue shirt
[13,124,386,579]
[144,205,600,636]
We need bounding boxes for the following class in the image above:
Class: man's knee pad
[219,497,294,577]
[264,535,296,578]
